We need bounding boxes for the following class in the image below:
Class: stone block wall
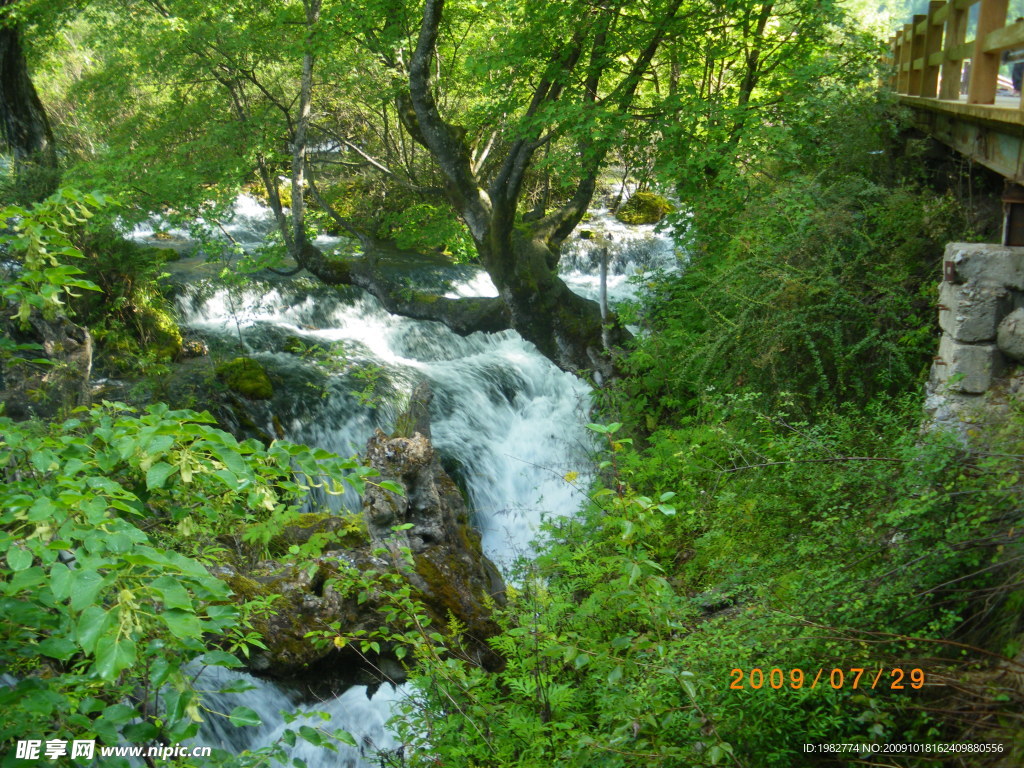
[930,243,1024,397]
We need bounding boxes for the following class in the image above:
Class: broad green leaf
[199,650,244,669]
[36,636,77,660]
[71,569,107,611]
[94,636,137,680]
[6,547,32,572]
[150,575,194,611]
[146,461,177,490]
[161,608,204,640]
[48,561,73,606]
[76,605,112,654]
[228,706,262,727]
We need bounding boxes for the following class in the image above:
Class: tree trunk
[480,226,629,380]
[0,3,58,199]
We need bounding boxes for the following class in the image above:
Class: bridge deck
[898,94,1024,181]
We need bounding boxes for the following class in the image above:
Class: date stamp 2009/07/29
[729,667,926,691]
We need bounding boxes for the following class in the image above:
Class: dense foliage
[0,401,394,766]
[385,97,1024,765]
[3,0,1024,765]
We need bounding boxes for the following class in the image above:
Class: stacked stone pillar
[931,243,1024,396]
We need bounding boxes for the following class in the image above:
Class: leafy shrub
[74,231,184,372]
[622,174,971,422]
[393,400,1024,766]
[0,402,378,765]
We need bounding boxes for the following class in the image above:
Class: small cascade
[155,195,677,767]
[560,206,679,305]
[194,666,402,767]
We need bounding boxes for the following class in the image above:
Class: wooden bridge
[889,0,1024,240]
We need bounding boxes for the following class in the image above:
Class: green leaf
[101,703,138,725]
[334,729,358,747]
[94,636,137,681]
[377,480,405,494]
[36,636,77,660]
[161,608,204,640]
[200,650,244,669]
[76,605,111,654]
[71,569,107,611]
[7,547,32,572]
[228,706,262,727]
[150,575,194,611]
[146,461,177,490]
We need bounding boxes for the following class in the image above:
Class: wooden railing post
[940,1,969,99]
[968,0,1009,104]
[909,14,928,94]
[888,34,898,89]
[921,2,945,97]
[899,23,914,92]
[894,30,905,91]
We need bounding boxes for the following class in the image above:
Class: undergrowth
[390,98,1024,766]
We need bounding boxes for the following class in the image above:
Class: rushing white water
[164,196,677,767]
[192,666,403,766]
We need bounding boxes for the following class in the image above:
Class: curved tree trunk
[0,2,58,199]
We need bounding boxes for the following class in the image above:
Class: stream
[143,200,676,766]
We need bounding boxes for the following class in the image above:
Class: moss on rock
[216,357,274,400]
[615,191,673,225]
[138,305,183,361]
[146,246,182,263]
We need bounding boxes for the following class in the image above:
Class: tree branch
[408,0,491,239]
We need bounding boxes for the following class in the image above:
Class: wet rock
[215,382,506,689]
[0,307,92,420]
[216,356,274,400]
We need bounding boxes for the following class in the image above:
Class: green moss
[615,191,673,225]
[138,305,183,360]
[223,573,270,601]
[216,357,274,400]
[268,510,370,555]
[145,246,181,263]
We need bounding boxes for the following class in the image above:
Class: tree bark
[0,2,58,199]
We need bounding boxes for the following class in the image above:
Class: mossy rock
[267,511,370,555]
[146,246,182,263]
[250,179,293,209]
[137,306,183,361]
[615,191,673,225]
[216,357,274,400]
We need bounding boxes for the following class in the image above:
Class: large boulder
[1,308,92,420]
[997,307,1024,362]
[214,383,505,689]
[614,191,673,225]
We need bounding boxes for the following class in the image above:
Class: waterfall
[153,198,677,766]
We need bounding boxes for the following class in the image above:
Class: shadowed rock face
[363,424,506,636]
[215,383,506,691]
[1,309,92,420]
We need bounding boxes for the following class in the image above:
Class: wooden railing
[889,0,1024,106]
